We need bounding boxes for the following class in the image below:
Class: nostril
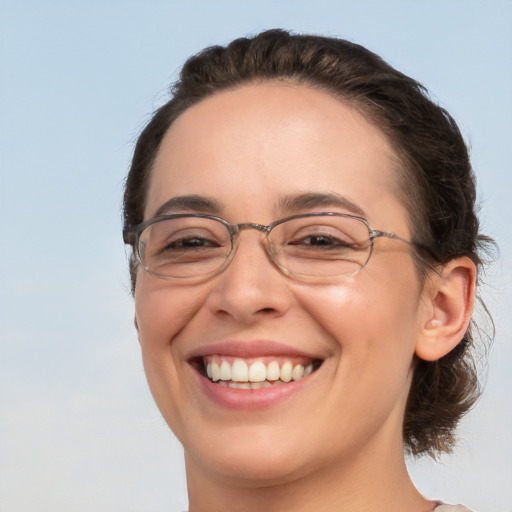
[257,307,277,314]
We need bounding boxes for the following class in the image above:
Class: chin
[183,425,317,486]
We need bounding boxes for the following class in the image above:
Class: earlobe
[415,257,476,362]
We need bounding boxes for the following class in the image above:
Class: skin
[134,83,475,512]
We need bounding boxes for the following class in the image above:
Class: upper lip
[186,340,324,361]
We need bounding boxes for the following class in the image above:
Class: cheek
[297,273,423,414]
[135,277,207,348]
[134,277,207,400]
[294,270,423,360]
[281,275,423,458]
[134,277,211,433]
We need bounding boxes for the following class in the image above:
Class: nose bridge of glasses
[231,222,273,250]
[235,222,271,233]
[228,222,277,267]
[230,222,271,245]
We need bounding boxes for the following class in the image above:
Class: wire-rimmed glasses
[123,212,414,282]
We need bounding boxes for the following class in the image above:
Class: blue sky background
[1,2,511,511]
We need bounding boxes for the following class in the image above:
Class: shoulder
[436,505,474,512]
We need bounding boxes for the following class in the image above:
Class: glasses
[123,212,414,282]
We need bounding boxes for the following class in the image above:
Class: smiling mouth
[195,356,323,389]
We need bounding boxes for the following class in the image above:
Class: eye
[164,236,220,250]
[290,234,352,248]
[138,217,232,275]
[142,221,229,259]
[285,225,356,250]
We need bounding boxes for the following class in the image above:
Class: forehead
[146,82,407,229]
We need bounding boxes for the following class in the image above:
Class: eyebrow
[151,191,366,220]
[277,192,367,218]
[152,194,223,217]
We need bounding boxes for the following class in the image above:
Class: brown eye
[164,236,220,250]
[288,234,352,248]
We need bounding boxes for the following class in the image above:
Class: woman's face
[135,83,431,485]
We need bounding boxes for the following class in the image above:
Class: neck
[185,432,433,512]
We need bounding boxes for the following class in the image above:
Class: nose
[205,230,294,324]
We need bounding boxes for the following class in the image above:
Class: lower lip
[195,370,313,410]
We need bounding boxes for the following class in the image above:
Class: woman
[122,29,492,512]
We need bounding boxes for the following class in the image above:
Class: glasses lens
[138,217,231,278]
[269,215,371,278]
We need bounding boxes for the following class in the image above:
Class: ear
[415,257,476,362]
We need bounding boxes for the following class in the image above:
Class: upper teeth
[205,357,314,383]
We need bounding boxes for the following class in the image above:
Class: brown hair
[123,29,493,457]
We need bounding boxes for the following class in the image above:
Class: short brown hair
[123,29,494,457]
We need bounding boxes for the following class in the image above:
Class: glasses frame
[123,212,416,282]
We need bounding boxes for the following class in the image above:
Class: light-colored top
[436,505,473,512]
